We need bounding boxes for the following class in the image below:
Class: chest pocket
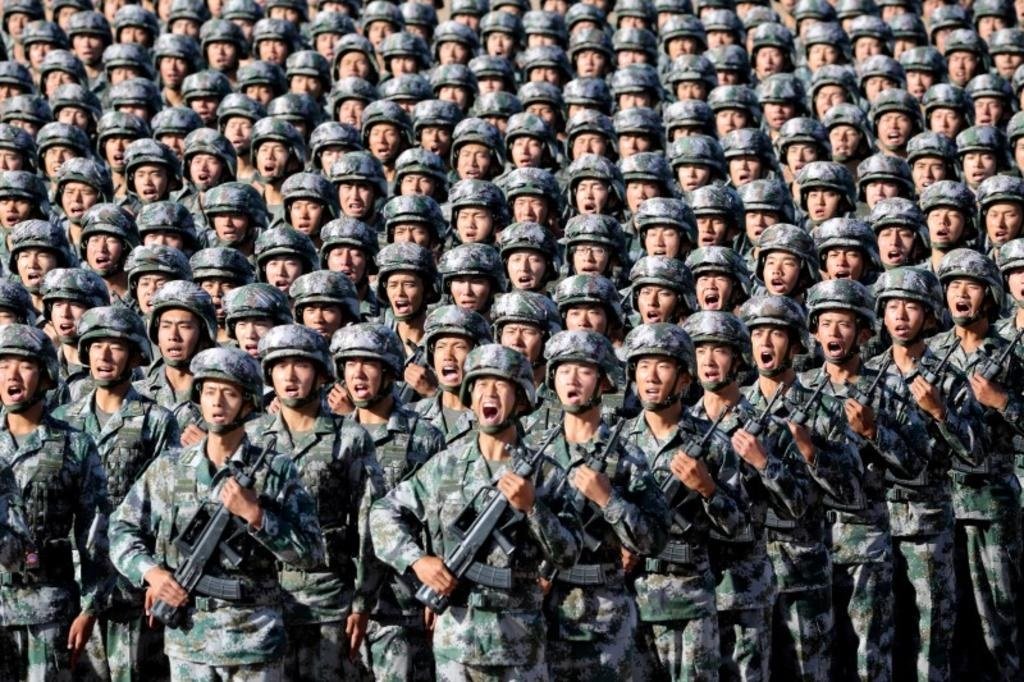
[23,440,74,543]
[376,432,411,491]
[301,450,351,530]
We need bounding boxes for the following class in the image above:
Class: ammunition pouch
[645,541,698,573]
[764,507,798,531]
[885,467,931,489]
[0,539,73,587]
[555,562,620,587]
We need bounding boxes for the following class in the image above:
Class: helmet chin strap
[164,356,192,369]
[351,379,393,409]
[757,359,790,378]
[203,417,247,434]
[641,367,686,412]
[7,392,43,413]
[478,420,514,435]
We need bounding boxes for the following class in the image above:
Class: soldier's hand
[497,471,535,512]
[267,397,281,415]
[910,376,946,421]
[538,576,553,595]
[786,422,817,464]
[220,478,262,528]
[424,607,436,633]
[572,465,613,507]
[844,399,877,440]
[327,383,354,415]
[669,452,717,498]
[969,372,1010,410]
[621,547,640,574]
[403,363,438,399]
[731,430,768,470]
[412,556,457,595]
[143,566,188,608]
[345,611,368,661]
[180,424,206,447]
[67,612,95,668]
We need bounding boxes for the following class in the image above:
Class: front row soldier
[621,323,751,682]
[369,344,583,681]
[0,325,109,682]
[109,347,325,681]
[538,330,670,680]
[331,323,444,681]
[55,307,180,681]
[249,324,385,681]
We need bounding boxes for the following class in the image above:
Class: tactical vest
[375,428,412,492]
[103,403,160,505]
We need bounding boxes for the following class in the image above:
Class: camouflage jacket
[0,413,108,626]
[927,328,1024,520]
[133,359,193,414]
[624,411,750,621]
[355,404,444,621]
[109,435,324,665]
[245,409,385,624]
[369,434,582,667]
[413,392,476,444]
[0,462,29,570]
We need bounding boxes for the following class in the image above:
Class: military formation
[0,0,1022,680]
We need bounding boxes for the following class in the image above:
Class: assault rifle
[660,405,733,531]
[921,338,960,386]
[416,427,560,614]
[397,341,432,404]
[847,354,892,406]
[790,377,829,426]
[571,420,627,552]
[150,437,276,629]
[977,326,1024,381]
[741,384,789,437]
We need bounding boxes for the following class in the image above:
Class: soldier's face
[716,109,750,137]
[499,323,543,363]
[0,149,24,171]
[449,276,491,313]
[876,113,912,152]
[636,285,679,324]
[814,311,860,363]
[86,235,124,275]
[189,154,226,191]
[432,336,472,388]
[696,274,735,311]
[974,97,1005,127]
[264,257,304,293]
[159,56,188,90]
[385,273,426,318]
[506,250,547,291]
[571,134,608,161]
[301,304,345,339]
[336,52,371,80]
[824,248,866,281]
[257,39,288,65]
[745,210,778,243]
[0,355,42,406]
[136,274,170,314]
[883,298,928,343]
[158,135,187,161]
[470,376,518,427]
[929,109,964,140]
[88,338,134,382]
[575,180,610,215]
[213,214,250,244]
[947,51,978,86]
[762,103,796,132]
[133,165,170,202]
[695,344,737,387]
[565,304,608,334]
[43,145,78,179]
[626,181,660,214]
[486,32,516,58]
[158,309,202,362]
[946,278,988,323]
[512,197,548,225]
[456,208,494,243]
[456,143,493,180]
[272,357,321,402]
[338,182,375,219]
[200,378,249,426]
[927,208,966,249]
[618,134,652,159]
[235,318,275,357]
[510,137,544,169]
[635,356,688,405]
[16,248,58,292]
[1007,269,1024,303]
[962,152,997,187]
[877,227,918,267]
[50,300,88,341]
[555,361,602,410]
[327,246,368,283]
[806,190,842,222]
[762,253,801,296]
[677,165,712,193]
[419,127,451,157]
[912,158,947,193]
[104,137,132,172]
[256,142,291,181]
[224,118,254,153]
[576,50,607,78]
[751,326,794,373]
[207,42,239,71]
[343,358,385,401]
[728,156,762,187]
[199,278,236,322]
[986,203,1024,246]
[829,126,862,163]
[290,200,325,234]
[697,216,730,247]
[369,125,403,165]
[644,226,683,258]
[391,223,432,247]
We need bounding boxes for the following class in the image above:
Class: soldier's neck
[441,389,464,411]
[478,427,517,460]
[704,385,740,419]
[104,272,129,300]
[356,395,393,425]
[563,407,600,444]
[281,398,320,433]
[163,364,193,393]
[954,319,989,353]
[757,368,794,398]
[62,342,80,366]
[1016,308,1024,330]
[643,401,682,440]
[396,319,425,347]
[891,342,924,373]
[95,381,130,414]
[5,401,43,436]
[206,427,245,469]
[822,354,861,385]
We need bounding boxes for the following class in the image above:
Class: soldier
[108,347,324,680]
[376,242,440,350]
[931,249,1023,679]
[752,224,819,301]
[976,175,1024,258]
[55,306,179,681]
[118,139,182,216]
[621,323,750,681]
[801,280,928,681]
[223,283,294,360]
[253,226,319,295]
[813,218,881,284]
[175,128,237,230]
[319,218,382,321]
[438,243,506,317]
[248,324,384,680]
[684,310,811,682]
[136,202,199,256]
[78,203,140,303]
[122,245,193,315]
[628,255,695,326]
[921,181,978,274]
[189,247,256,344]
[291,270,360,341]
[54,158,114,248]
[0,324,108,681]
[331,323,445,681]
[8,219,76,315]
[276,172,338,247]
[40,268,111,401]
[686,247,752,314]
[539,329,670,679]
[496,222,561,294]
[200,182,269,259]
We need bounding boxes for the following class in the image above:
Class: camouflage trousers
[0,620,71,682]
[167,656,284,681]
[718,607,771,682]
[831,559,894,682]
[648,616,720,682]
[78,613,168,682]
[952,518,1021,681]
[363,617,434,682]
[770,587,832,682]
[433,657,548,681]
[547,618,638,681]
[282,620,362,682]
[892,530,956,682]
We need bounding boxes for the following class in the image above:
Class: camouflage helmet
[689,185,743,230]
[814,218,881,272]
[200,17,247,57]
[899,46,945,78]
[544,329,619,393]
[562,78,613,115]
[153,33,203,73]
[871,266,943,319]
[412,99,463,136]
[906,131,959,170]
[432,20,479,57]
[39,50,86,95]
[450,117,505,170]
[0,281,32,324]
[520,46,573,85]
[290,269,360,324]
[40,268,110,323]
[360,99,414,148]
[491,290,562,339]
[236,60,287,97]
[285,50,331,89]
[223,283,294,337]
[438,243,506,294]
[635,197,697,244]
[738,294,809,352]
[661,14,708,51]
[565,110,616,160]
[50,84,102,127]
[937,248,1003,318]
[268,93,328,128]
[858,54,906,90]
[381,194,444,243]
[123,139,182,194]
[755,73,806,110]
[393,147,448,196]
[375,242,440,305]
[182,127,238,183]
[77,204,138,268]
[258,323,335,383]
[309,122,363,167]
[249,117,307,168]
[856,154,914,199]
[319,218,379,273]
[458,343,536,411]
[965,73,1013,104]
[423,304,492,364]
[35,122,90,162]
[707,85,762,125]
[219,0,263,24]
[609,64,662,100]
[0,124,35,171]
[721,127,775,164]
[622,323,696,378]
[563,214,624,256]
[76,306,151,367]
[330,322,404,378]
[126,245,192,294]
[498,167,562,211]
[181,69,232,103]
[737,179,796,224]
[619,152,674,195]
[496,222,559,284]
[1005,110,1024,146]
[554,274,624,329]
[566,154,626,213]
[803,21,850,54]
[103,43,156,80]
[281,172,338,218]
[254,227,319,277]
[775,117,830,162]
[755,224,819,284]
[668,135,725,178]
[135,202,199,252]
[0,95,52,128]
[998,238,1024,280]
[147,279,217,346]
[328,151,388,199]
[805,279,875,332]
[0,170,49,213]
[988,28,1024,57]
[665,54,719,93]
[919,180,976,217]
[796,161,857,213]
[449,178,511,232]
[8,219,73,276]
[869,89,922,134]
[706,45,750,81]
[65,9,111,40]
[95,112,150,157]
[686,246,753,300]
[20,19,66,50]
[469,90,522,123]
[976,175,1024,216]
[331,34,379,85]
[0,324,59,390]
[217,93,267,127]
[629,256,695,317]
[151,107,204,140]
[203,182,270,232]
[682,310,751,367]
[189,347,264,409]
[189,247,255,285]
[943,28,987,58]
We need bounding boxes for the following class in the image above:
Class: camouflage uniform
[54,307,179,682]
[369,344,583,680]
[248,325,385,681]
[0,325,109,682]
[621,324,751,682]
[332,324,445,682]
[109,348,324,680]
[536,331,670,681]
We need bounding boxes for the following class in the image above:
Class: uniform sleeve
[149,406,181,460]
[249,455,325,570]
[599,447,670,557]
[937,378,985,465]
[109,456,170,588]
[524,460,582,571]
[369,457,436,575]
[351,428,387,614]
[0,464,27,570]
[74,435,109,616]
[861,383,927,480]
[803,400,864,506]
[701,437,752,540]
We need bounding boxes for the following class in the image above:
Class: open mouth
[261,164,277,175]
[6,385,25,401]
[699,234,716,245]
[825,341,844,356]
[440,364,459,381]
[163,345,185,359]
[759,348,776,368]
[891,324,910,337]
[480,400,500,422]
[392,298,410,314]
[272,279,290,291]
[111,153,124,165]
[954,301,971,315]
[93,255,111,268]
[581,201,596,212]
[516,275,535,287]
[703,291,720,307]
[702,368,720,382]
[832,269,851,279]
[886,250,903,262]
[462,167,482,178]
[769,277,786,290]
[23,269,41,285]
[644,309,662,322]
